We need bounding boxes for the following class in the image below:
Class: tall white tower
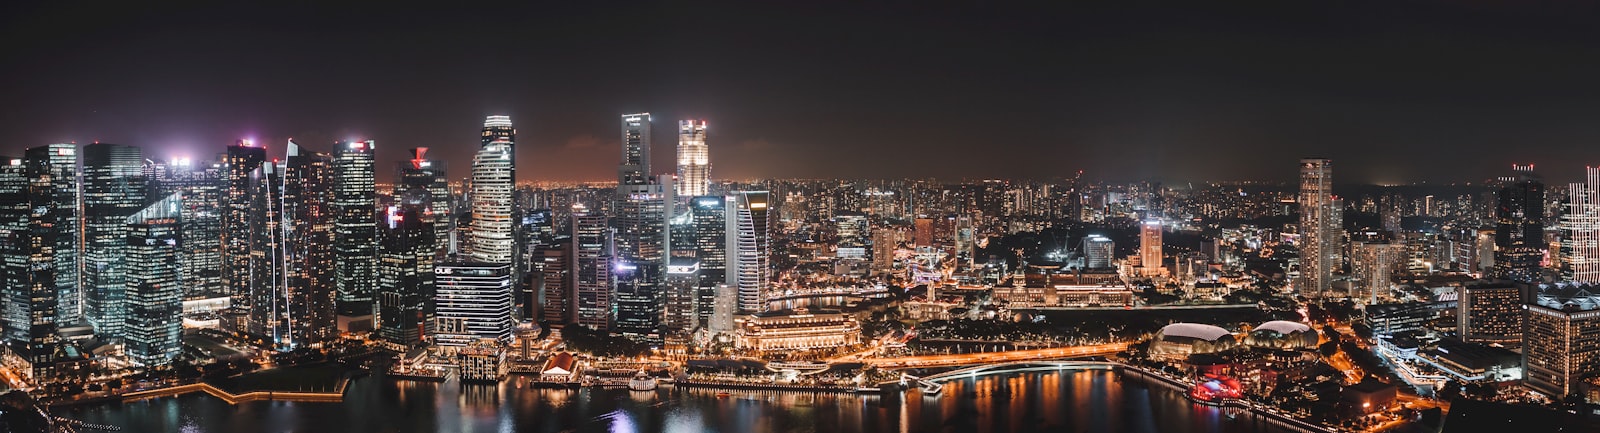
[676,120,709,197]
[470,115,516,265]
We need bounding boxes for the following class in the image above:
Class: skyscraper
[470,116,516,265]
[377,202,436,347]
[150,157,224,300]
[83,143,145,339]
[1084,235,1114,269]
[1494,164,1546,282]
[619,113,651,186]
[334,140,378,316]
[123,193,183,366]
[613,175,671,343]
[536,238,572,326]
[397,147,450,258]
[246,161,285,341]
[224,140,267,300]
[572,207,612,331]
[281,143,338,347]
[731,191,769,314]
[434,261,513,347]
[689,196,728,329]
[25,144,80,326]
[1523,282,1600,399]
[1297,158,1334,297]
[1559,167,1600,284]
[676,120,709,197]
[0,155,61,379]
[1140,219,1162,275]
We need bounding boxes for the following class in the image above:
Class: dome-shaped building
[1243,321,1318,350]
[1150,323,1237,359]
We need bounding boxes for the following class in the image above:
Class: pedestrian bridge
[919,360,1119,383]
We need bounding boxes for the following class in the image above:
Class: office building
[676,120,709,197]
[1523,282,1600,399]
[536,239,572,326]
[731,191,770,314]
[0,156,61,379]
[246,161,285,340]
[25,144,80,325]
[377,203,436,347]
[434,261,514,347]
[280,143,337,347]
[1298,158,1335,297]
[149,156,224,299]
[224,140,267,300]
[1494,164,1546,282]
[572,208,612,331]
[334,140,378,316]
[1140,219,1162,274]
[83,143,145,339]
[396,147,451,258]
[1084,235,1114,269]
[619,113,651,186]
[471,116,516,265]
[1559,167,1600,284]
[123,193,183,366]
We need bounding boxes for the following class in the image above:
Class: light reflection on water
[56,370,1298,433]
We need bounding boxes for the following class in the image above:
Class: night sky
[5,1,1600,184]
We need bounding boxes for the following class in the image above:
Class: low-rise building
[735,309,861,353]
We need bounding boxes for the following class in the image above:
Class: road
[861,342,1129,368]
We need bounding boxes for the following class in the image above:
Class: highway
[861,342,1129,368]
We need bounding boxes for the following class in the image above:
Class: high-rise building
[25,145,80,325]
[1297,158,1335,297]
[224,140,267,300]
[676,120,709,197]
[471,116,516,265]
[619,113,651,186]
[83,143,145,339]
[123,193,183,366]
[834,212,869,259]
[731,191,770,314]
[1523,282,1600,399]
[1140,219,1162,275]
[396,147,451,258]
[333,140,378,316]
[1494,164,1546,282]
[281,143,338,347]
[687,196,728,329]
[0,155,61,379]
[246,161,285,340]
[150,157,224,300]
[613,175,672,343]
[612,261,661,344]
[1084,235,1114,269]
[1457,281,1523,345]
[1352,241,1403,304]
[377,203,435,347]
[434,261,513,347]
[1559,167,1600,284]
[536,238,572,326]
[572,208,612,331]
[664,258,699,334]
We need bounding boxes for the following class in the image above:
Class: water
[56,370,1297,433]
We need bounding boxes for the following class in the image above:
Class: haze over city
[7,2,1600,183]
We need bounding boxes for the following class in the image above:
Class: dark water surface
[56,370,1297,433]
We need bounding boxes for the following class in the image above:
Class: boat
[628,371,658,391]
[715,391,732,398]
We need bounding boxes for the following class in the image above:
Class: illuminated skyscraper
[1297,158,1334,297]
[1559,167,1600,284]
[1494,164,1545,282]
[688,196,727,328]
[397,147,450,258]
[333,140,377,315]
[471,116,515,265]
[536,238,572,326]
[224,140,267,300]
[676,120,709,197]
[1140,219,1162,274]
[123,193,183,366]
[281,143,337,347]
[1523,282,1600,399]
[246,161,284,340]
[24,144,79,325]
[613,176,671,344]
[377,202,435,347]
[433,261,513,347]
[1084,235,1114,269]
[150,156,224,300]
[619,113,651,186]
[0,155,61,379]
[83,143,145,339]
[731,191,769,314]
[572,208,612,331]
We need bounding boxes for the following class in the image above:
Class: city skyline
[9,2,1600,184]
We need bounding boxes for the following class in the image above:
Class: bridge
[862,342,1128,369]
[919,360,1118,383]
